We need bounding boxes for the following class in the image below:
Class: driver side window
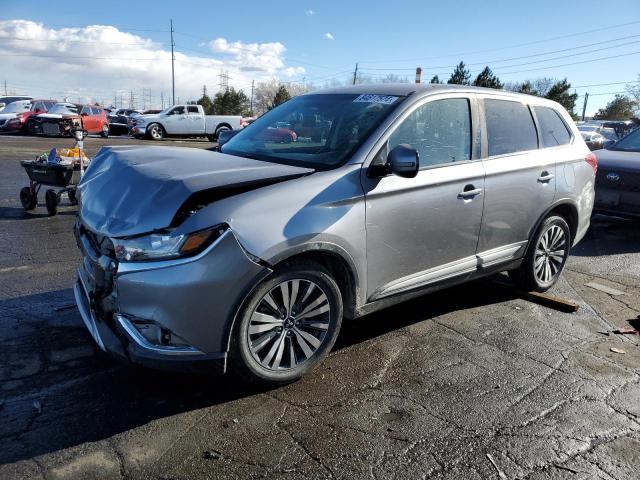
[388,98,471,169]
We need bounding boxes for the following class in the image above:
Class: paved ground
[0,135,639,480]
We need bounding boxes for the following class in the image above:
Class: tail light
[585,153,598,174]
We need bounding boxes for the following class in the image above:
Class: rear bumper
[594,187,640,219]
[73,224,270,373]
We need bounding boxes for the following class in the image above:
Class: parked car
[0,100,32,131]
[593,128,640,219]
[108,108,141,135]
[0,95,32,112]
[74,84,595,384]
[36,103,109,137]
[129,104,241,140]
[0,99,57,134]
[581,131,613,151]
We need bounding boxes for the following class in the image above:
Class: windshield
[2,102,31,113]
[609,129,640,152]
[48,104,79,115]
[221,93,404,169]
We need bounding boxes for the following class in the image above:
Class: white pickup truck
[129,104,242,141]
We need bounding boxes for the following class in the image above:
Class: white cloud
[324,32,334,40]
[306,9,316,16]
[0,20,305,107]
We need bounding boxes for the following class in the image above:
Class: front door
[363,96,485,301]
[164,106,187,134]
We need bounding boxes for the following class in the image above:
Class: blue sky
[2,0,639,115]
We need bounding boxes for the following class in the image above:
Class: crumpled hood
[0,112,18,121]
[594,148,640,170]
[37,113,77,120]
[78,145,314,237]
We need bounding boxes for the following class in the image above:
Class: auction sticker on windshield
[353,94,398,104]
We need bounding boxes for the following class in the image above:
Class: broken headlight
[112,224,228,262]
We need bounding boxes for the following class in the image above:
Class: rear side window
[534,107,571,147]
[187,106,199,114]
[91,107,102,115]
[485,99,538,156]
[389,98,471,169]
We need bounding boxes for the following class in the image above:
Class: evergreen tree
[197,93,214,115]
[447,62,471,85]
[472,66,503,89]
[430,75,442,84]
[273,85,291,107]
[594,94,637,120]
[544,79,578,116]
[212,87,249,115]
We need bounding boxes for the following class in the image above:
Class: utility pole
[250,80,255,116]
[4,80,7,95]
[170,19,176,106]
[161,91,164,109]
[202,85,207,97]
[352,63,358,85]
[581,92,589,121]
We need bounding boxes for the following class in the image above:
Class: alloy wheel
[534,225,566,284]
[247,279,331,371]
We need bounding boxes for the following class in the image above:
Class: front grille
[596,169,640,193]
[42,122,61,136]
[80,225,116,259]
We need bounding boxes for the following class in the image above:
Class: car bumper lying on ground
[73,221,270,372]
[130,125,147,137]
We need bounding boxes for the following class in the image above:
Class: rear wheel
[509,215,571,292]
[45,189,58,216]
[214,125,230,140]
[19,187,37,210]
[147,123,164,140]
[100,124,109,138]
[68,188,77,205]
[230,260,343,385]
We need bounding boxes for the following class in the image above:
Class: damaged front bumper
[73,220,270,373]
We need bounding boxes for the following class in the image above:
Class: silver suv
[74,84,596,384]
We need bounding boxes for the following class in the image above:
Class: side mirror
[388,144,419,178]
[217,129,240,149]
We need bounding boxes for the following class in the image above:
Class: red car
[0,100,57,134]
[36,103,110,137]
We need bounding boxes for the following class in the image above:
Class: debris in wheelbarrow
[19,129,90,216]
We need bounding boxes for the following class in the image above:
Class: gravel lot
[0,135,639,480]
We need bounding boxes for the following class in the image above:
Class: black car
[593,128,640,219]
[108,108,140,135]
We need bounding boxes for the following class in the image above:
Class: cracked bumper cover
[74,227,270,372]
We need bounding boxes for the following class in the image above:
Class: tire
[45,189,58,216]
[19,187,37,210]
[68,188,77,205]
[100,124,109,138]
[147,123,164,141]
[509,215,571,292]
[214,125,230,140]
[230,259,343,385]
[25,119,37,135]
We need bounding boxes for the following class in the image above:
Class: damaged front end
[71,146,316,371]
[73,219,270,372]
[40,116,82,137]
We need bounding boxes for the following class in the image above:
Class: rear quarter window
[485,99,538,156]
[534,106,572,147]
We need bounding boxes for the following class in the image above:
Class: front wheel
[509,215,571,292]
[20,187,37,210]
[230,260,343,385]
[147,123,164,141]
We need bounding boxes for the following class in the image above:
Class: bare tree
[253,79,311,115]
[626,74,640,107]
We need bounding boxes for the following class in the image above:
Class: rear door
[477,98,555,260]
[186,105,204,134]
[363,95,485,300]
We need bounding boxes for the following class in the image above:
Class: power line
[358,19,640,64]
[361,34,640,71]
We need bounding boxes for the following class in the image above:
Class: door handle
[537,172,555,183]
[457,185,483,200]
